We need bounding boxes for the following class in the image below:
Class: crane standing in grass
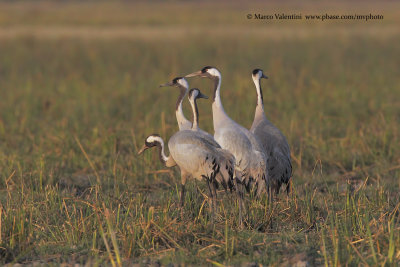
[185,66,268,197]
[138,89,236,218]
[159,77,224,205]
[250,69,292,195]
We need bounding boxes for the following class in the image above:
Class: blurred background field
[0,1,399,266]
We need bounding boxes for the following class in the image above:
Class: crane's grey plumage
[187,88,220,148]
[250,69,292,194]
[188,88,238,192]
[138,131,235,214]
[159,77,193,202]
[160,77,221,184]
[185,66,268,196]
[138,89,236,214]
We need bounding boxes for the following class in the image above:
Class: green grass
[0,1,400,266]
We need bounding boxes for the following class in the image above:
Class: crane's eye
[201,66,211,73]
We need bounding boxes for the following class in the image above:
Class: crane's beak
[261,73,268,79]
[159,81,174,87]
[137,144,149,155]
[185,70,203,78]
[197,92,209,99]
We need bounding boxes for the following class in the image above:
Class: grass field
[0,1,399,266]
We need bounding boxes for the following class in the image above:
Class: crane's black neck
[154,141,167,165]
[192,98,199,128]
[257,79,264,106]
[212,77,220,103]
[176,85,187,111]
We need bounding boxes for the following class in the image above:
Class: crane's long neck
[189,98,199,130]
[155,139,171,166]
[253,78,266,122]
[175,86,192,130]
[211,76,229,128]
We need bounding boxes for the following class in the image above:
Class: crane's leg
[180,184,186,208]
[256,177,266,198]
[275,181,281,195]
[212,180,218,214]
[233,178,244,227]
[267,183,273,205]
[286,179,292,195]
[207,179,216,223]
[180,172,188,208]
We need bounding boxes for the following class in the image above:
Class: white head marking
[206,68,221,78]
[177,78,188,88]
[191,89,199,101]
[252,70,263,80]
[146,135,163,144]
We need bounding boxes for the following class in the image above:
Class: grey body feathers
[251,117,292,193]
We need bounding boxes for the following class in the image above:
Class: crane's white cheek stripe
[208,68,221,77]
[178,79,189,89]
[147,136,161,144]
